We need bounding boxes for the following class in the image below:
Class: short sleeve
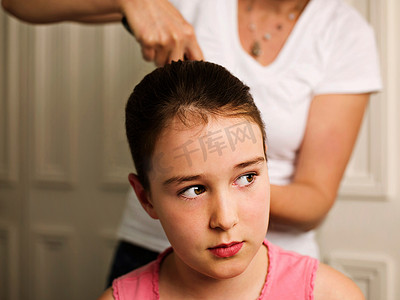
[314,6,382,95]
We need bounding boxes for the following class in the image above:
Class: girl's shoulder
[262,241,319,298]
[265,242,364,299]
[97,287,114,300]
[314,263,365,300]
[108,248,173,300]
[96,261,159,300]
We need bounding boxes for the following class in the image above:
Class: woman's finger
[120,0,202,65]
[141,46,156,62]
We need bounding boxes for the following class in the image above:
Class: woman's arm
[1,0,121,23]
[269,93,369,231]
[1,0,203,66]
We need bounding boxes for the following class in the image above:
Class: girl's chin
[201,259,250,280]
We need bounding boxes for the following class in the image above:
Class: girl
[98,60,364,300]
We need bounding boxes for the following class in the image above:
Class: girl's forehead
[148,116,266,185]
[161,115,261,139]
[153,116,264,165]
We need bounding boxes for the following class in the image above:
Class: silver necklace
[247,0,306,57]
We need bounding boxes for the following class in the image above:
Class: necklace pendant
[263,33,272,41]
[251,41,262,57]
[248,23,257,32]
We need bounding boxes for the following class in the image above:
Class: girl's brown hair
[126,60,266,191]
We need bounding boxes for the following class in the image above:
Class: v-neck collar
[230,0,319,74]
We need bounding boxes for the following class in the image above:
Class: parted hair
[125,60,266,191]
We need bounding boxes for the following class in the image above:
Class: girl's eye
[235,174,256,187]
[180,186,206,198]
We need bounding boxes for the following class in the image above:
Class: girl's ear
[128,173,159,219]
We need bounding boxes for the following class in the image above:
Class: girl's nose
[209,193,239,230]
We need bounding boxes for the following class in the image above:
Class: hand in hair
[1,0,204,67]
[120,0,204,66]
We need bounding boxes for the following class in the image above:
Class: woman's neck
[251,0,309,15]
[159,244,269,300]
[237,0,310,65]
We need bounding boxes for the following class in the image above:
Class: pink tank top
[112,239,319,300]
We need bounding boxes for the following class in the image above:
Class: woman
[3,0,382,283]
[111,0,382,281]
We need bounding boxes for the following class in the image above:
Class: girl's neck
[159,244,269,300]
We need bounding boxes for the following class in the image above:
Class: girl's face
[144,116,270,280]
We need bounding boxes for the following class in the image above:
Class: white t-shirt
[117,0,382,258]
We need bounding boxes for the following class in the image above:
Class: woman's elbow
[299,196,336,231]
[299,216,326,231]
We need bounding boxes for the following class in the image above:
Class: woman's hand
[119,0,204,66]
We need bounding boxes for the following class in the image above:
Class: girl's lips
[208,242,244,258]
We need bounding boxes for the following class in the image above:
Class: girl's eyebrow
[163,175,202,187]
[162,156,266,187]
[233,156,266,170]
